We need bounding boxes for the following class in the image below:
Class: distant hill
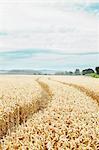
[0,69,56,75]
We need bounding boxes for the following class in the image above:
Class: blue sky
[0,0,99,70]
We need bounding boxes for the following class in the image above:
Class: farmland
[0,75,99,150]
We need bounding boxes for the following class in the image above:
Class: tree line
[55,66,99,75]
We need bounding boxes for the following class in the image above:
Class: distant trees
[68,71,73,75]
[74,69,80,75]
[55,71,74,75]
[54,67,99,76]
[95,67,99,74]
[65,71,73,75]
[82,68,94,75]
[55,71,65,75]
[64,71,69,75]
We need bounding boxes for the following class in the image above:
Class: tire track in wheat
[49,78,99,105]
[35,78,53,109]
[0,78,53,140]
[0,77,99,149]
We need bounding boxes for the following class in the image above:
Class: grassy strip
[89,73,99,78]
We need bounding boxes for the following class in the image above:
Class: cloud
[0,50,98,70]
[0,1,98,53]
[0,0,98,69]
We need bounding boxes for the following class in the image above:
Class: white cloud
[0,0,98,53]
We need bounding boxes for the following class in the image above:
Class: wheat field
[0,75,99,150]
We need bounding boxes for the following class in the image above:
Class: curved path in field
[0,78,52,140]
[49,78,99,105]
[35,78,53,109]
[1,77,99,150]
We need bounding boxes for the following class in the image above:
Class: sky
[0,0,99,71]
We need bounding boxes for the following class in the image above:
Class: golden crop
[0,76,42,138]
[0,75,99,150]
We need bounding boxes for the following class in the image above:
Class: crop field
[0,75,99,150]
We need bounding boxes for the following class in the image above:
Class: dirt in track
[1,77,99,150]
